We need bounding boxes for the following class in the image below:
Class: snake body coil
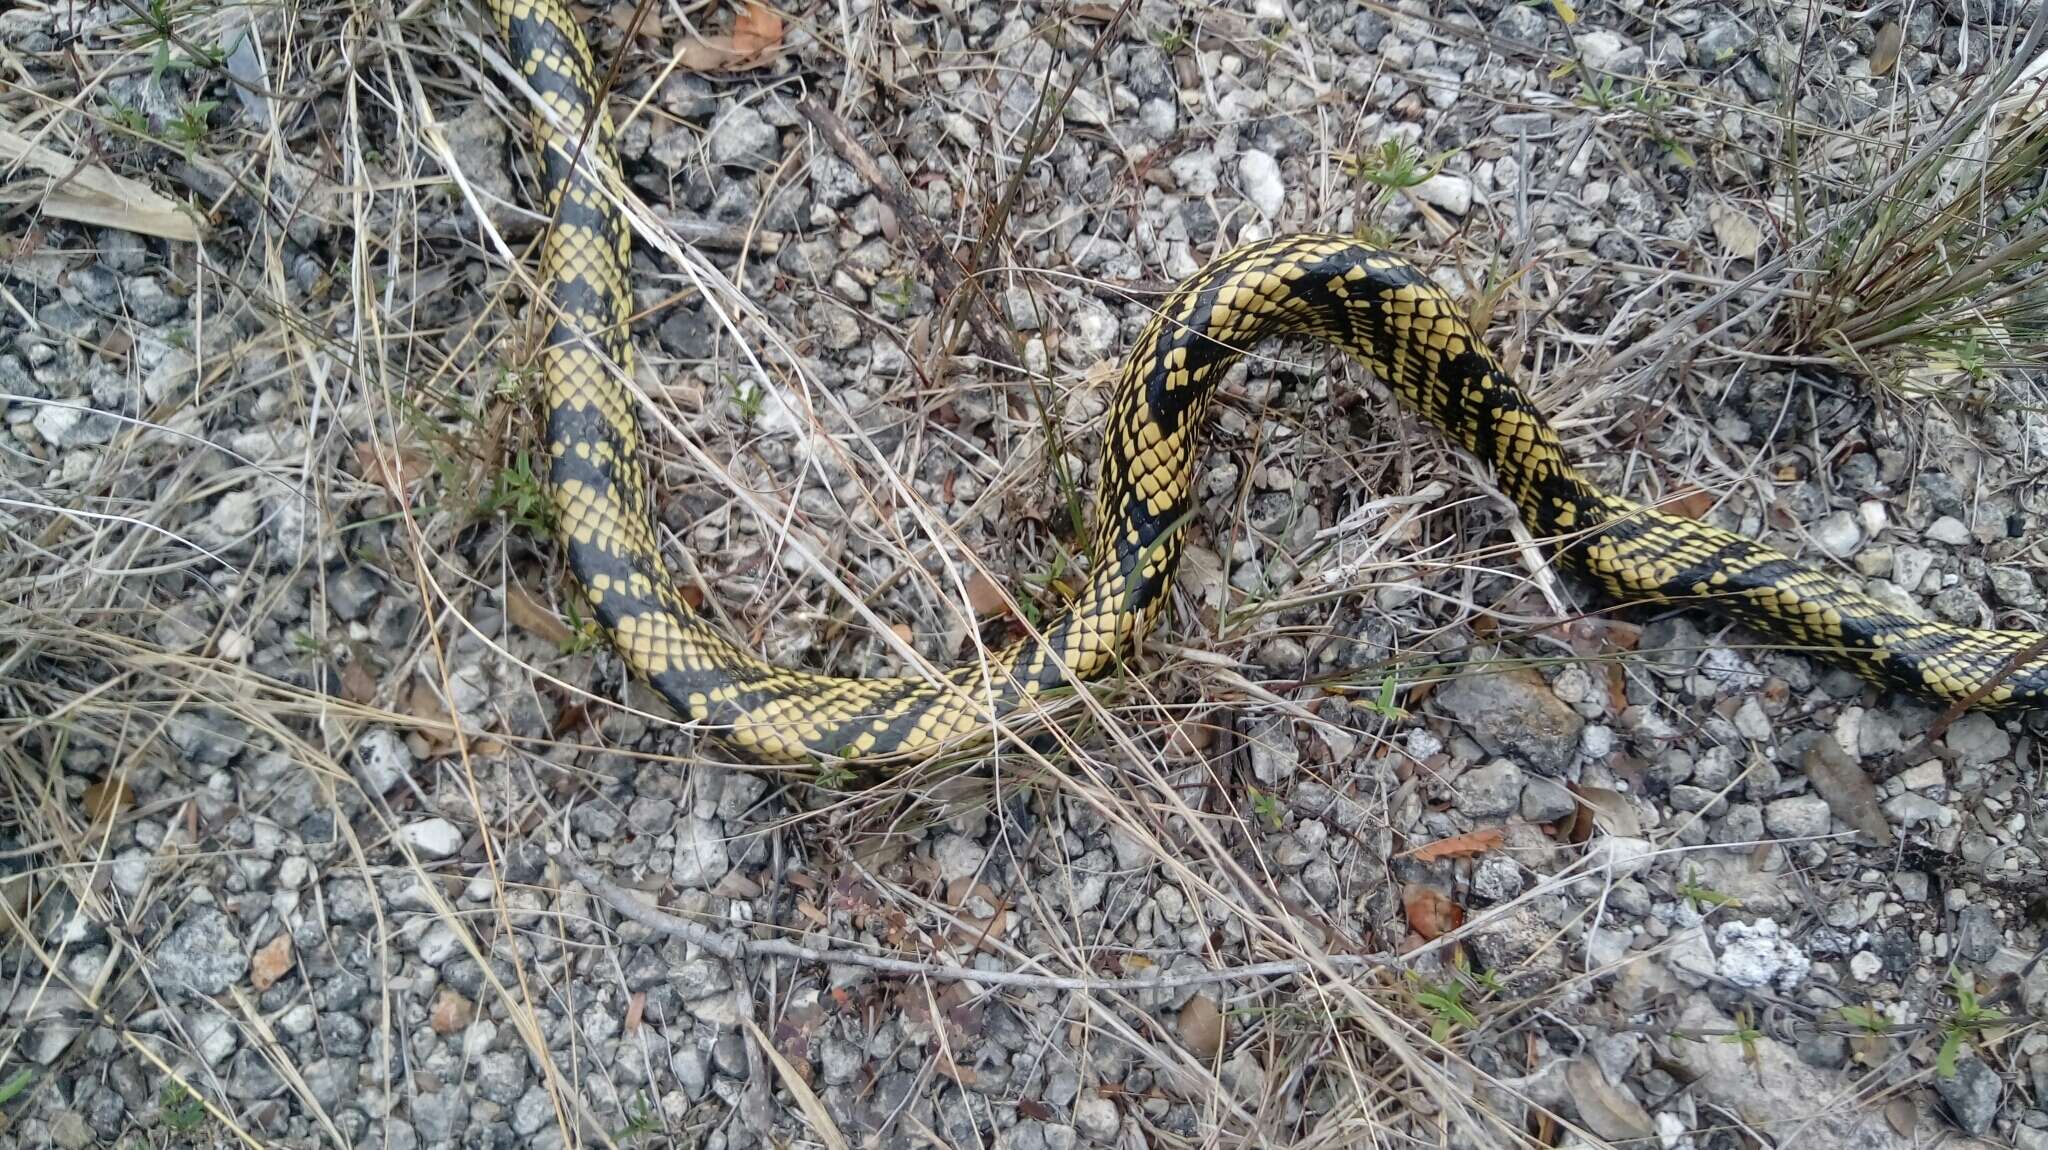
[489,0,2048,764]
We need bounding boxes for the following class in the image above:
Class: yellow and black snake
[487,0,2048,765]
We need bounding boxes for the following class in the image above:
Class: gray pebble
[1763,795,1831,840]
[354,728,413,795]
[125,277,185,324]
[1926,515,1974,546]
[477,1051,529,1104]
[1712,803,1764,844]
[1495,3,1548,44]
[301,1057,357,1113]
[1991,567,2043,608]
[671,1048,711,1100]
[1456,759,1525,818]
[1669,785,1727,815]
[1470,854,1523,902]
[411,1086,469,1143]
[1246,716,1299,785]
[1073,1094,1119,1142]
[1807,510,1862,558]
[1935,1052,2002,1135]
[1520,776,1576,824]
[671,816,731,888]
[707,104,779,169]
[1931,585,1989,626]
[712,1032,748,1077]
[1432,660,1585,776]
[327,567,382,621]
[1694,18,1751,64]
[1955,906,2001,965]
[227,1047,286,1100]
[1944,713,2011,766]
[155,908,248,996]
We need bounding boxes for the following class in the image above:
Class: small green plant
[494,364,535,401]
[1577,73,1623,110]
[0,1067,33,1106]
[1835,1004,1891,1035]
[558,599,605,655]
[1677,868,1742,912]
[479,450,553,537]
[165,100,218,145]
[1408,971,1479,1044]
[813,763,856,790]
[1937,968,1994,1080]
[105,101,152,135]
[1723,1007,1764,1066]
[1357,673,1408,721]
[1247,785,1284,829]
[1344,139,1440,191]
[732,378,764,421]
[160,1082,209,1131]
[610,1092,659,1141]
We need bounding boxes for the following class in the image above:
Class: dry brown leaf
[1178,993,1225,1059]
[1604,663,1630,714]
[1884,1096,1916,1136]
[1567,784,1637,841]
[83,778,135,823]
[1565,1058,1655,1141]
[1402,884,1463,940]
[679,2,789,72]
[1666,487,1717,520]
[250,934,293,991]
[934,1053,978,1087]
[1407,827,1506,862]
[732,3,784,55]
[506,583,576,646]
[354,440,430,501]
[1870,22,1903,76]
[1804,735,1893,847]
[624,991,646,1035]
[965,570,1009,617]
[341,659,379,705]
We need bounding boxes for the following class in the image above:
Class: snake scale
[486,0,2048,765]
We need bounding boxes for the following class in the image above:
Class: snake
[485,0,2048,766]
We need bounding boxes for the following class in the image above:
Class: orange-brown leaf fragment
[1870,22,1903,76]
[1178,993,1225,1059]
[1402,884,1463,940]
[341,659,379,705]
[731,3,784,55]
[430,988,475,1034]
[965,570,1009,617]
[250,933,294,991]
[935,1053,978,1086]
[506,583,576,646]
[1408,828,1505,863]
[1665,487,1717,520]
[83,778,135,823]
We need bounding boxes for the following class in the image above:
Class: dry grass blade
[1777,15,2048,388]
[742,1017,850,1150]
[0,127,205,242]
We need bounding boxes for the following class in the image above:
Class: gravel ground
[4,0,2048,1148]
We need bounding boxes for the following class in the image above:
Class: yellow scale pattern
[489,0,2048,764]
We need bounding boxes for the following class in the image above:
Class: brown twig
[556,848,1389,991]
[794,97,1019,370]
